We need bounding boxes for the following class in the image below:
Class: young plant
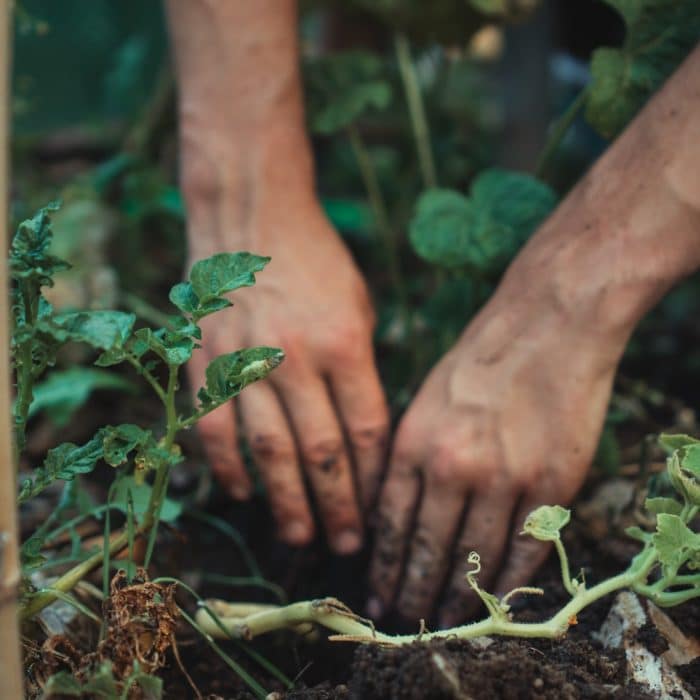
[197,434,699,645]
[10,203,284,622]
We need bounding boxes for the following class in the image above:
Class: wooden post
[0,0,24,695]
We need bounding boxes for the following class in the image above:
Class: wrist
[180,123,320,257]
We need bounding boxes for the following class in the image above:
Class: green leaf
[586,0,700,138]
[659,433,700,454]
[42,671,83,697]
[652,513,700,578]
[409,169,556,274]
[18,434,105,503]
[81,661,120,697]
[27,367,135,427]
[667,444,700,506]
[189,252,270,304]
[21,533,47,570]
[112,475,182,524]
[134,327,195,367]
[625,525,652,543]
[305,51,392,134]
[522,505,571,542]
[645,497,683,516]
[168,281,199,314]
[9,201,70,286]
[197,347,285,407]
[132,671,163,700]
[46,310,135,351]
[101,424,152,467]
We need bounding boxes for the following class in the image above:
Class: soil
[22,395,700,699]
[146,486,699,700]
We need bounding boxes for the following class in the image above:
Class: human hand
[186,189,389,555]
[368,284,621,625]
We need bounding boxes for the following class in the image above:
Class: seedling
[10,203,284,622]
[198,434,699,644]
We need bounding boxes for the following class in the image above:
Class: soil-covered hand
[368,284,619,625]
[187,195,389,555]
[369,44,700,623]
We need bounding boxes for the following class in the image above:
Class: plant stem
[143,364,179,567]
[554,539,577,596]
[200,550,665,645]
[394,33,437,189]
[126,354,166,403]
[535,87,589,180]
[20,529,131,621]
[346,123,411,331]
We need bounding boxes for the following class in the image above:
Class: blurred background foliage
[9,0,700,477]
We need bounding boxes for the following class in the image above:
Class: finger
[237,381,314,546]
[492,497,553,598]
[438,489,517,628]
[368,454,421,617]
[395,468,466,622]
[276,372,364,555]
[187,348,252,500]
[329,352,389,510]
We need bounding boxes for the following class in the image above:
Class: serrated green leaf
[198,347,285,407]
[652,513,700,578]
[46,310,135,351]
[522,505,571,542]
[27,367,135,427]
[645,497,683,516]
[18,434,105,503]
[189,252,270,304]
[586,0,700,139]
[659,433,700,454]
[409,169,556,274]
[135,327,195,367]
[9,201,69,287]
[101,424,152,467]
[112,475,182,524]
[305,51,392,134]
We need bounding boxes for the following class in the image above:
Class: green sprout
[198,434,699,645]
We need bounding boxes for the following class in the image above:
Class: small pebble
[533,678,544,689]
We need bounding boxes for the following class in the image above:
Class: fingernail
[333,530,362,555]
[366,597,384,619]
[284,521,311,545]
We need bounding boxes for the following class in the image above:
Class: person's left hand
[368,280,623,627]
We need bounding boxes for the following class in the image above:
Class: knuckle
[323,324,369,362]
[347,420,389,451]
[302,437,344,473]
[249,433,296,464]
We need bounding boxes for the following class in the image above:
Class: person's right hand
[184,178,389,555]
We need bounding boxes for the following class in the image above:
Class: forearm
[497,45,700,354]
[165,0,315,252]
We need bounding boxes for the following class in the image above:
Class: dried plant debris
[35,569,178,699]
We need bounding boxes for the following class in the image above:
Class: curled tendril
[466,551,481,579]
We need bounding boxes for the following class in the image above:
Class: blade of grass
[155,576,293,691]
[39,588,102,625]
[180,606,268,699]
[126,488,135,583]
